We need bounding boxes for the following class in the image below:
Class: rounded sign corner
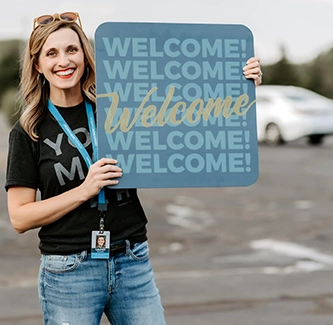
[238,24,254,39]
[94,22,112,38]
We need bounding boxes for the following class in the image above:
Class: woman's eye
[47,51,56,57]
[68,47,78,53]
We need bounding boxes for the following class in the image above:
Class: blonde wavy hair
[19,20,96,141]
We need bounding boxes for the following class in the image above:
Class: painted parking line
[166,195,214,231]
[250,239,333,265]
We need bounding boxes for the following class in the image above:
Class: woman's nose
[58,54,70,67]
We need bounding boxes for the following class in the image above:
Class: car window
[283,90,327,102]
[256,95,272,103]
[284,94,311,102]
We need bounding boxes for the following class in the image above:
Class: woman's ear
[35,63,42,74]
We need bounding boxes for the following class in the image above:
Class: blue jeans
[38,240,166,325]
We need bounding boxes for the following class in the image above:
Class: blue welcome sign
[95,22,258,188]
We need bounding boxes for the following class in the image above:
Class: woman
[5,12,262,325]
[96,235,106,249]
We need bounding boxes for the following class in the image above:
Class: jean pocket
[42,253,80,274]
[128,241,150,261]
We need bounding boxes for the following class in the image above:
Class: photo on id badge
[91,230,110,259]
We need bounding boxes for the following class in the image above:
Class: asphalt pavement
[1,114,333,324]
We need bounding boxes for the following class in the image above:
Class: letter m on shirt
[54,156,85,186]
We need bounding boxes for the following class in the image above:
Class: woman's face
[97,237,105,246]
[35,27,85,99]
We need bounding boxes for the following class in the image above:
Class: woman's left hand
[243,57,263,86]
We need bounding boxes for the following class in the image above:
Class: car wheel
[264,123,284,146]
[308,135,324,146]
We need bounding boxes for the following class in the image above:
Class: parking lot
[1,112,333,324]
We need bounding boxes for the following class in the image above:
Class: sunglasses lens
[60,12,77,22]
[37,15,54,26]
[33,12,80,30]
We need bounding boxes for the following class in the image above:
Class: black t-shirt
[5,101,147,254]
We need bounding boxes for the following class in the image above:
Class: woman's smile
[55,68,75,78]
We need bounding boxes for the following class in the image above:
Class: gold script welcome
[97,86,256,134]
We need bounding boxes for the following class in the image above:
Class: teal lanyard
[47,99,107,217]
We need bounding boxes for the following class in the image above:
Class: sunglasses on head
[33,12,82,30]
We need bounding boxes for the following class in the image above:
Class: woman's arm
[7,158,122,233]
[243,57,262,86]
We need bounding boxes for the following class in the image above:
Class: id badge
[91,230,110,259]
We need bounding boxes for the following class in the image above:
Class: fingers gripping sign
[83,158,123,199]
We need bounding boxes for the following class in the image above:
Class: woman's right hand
[80,158,123,200]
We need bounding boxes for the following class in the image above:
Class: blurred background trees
[0,40,23,126]
[261,44,333,96]
[1,39,333,127]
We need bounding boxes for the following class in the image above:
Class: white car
[255,85,333,146]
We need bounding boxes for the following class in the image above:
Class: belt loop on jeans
[125,239,132,256]
[79,250,88,262]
